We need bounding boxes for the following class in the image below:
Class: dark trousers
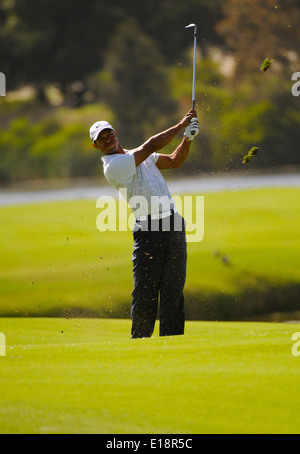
[131,213,187,338]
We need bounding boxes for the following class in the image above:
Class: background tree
[0,0,227,105]
[107,0,226,61]
[1,0,120,105]
[1,0,300,182]
[216,0,300,77]
[99,19,176,147]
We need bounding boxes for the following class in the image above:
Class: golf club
[185,23,197,111]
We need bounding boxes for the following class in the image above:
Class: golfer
[90,110,199,338]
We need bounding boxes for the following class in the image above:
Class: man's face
[94,129,118,154]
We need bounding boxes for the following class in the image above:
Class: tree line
[1,0,300,183]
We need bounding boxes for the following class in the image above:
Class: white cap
[89,121,114,143]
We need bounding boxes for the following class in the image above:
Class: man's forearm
[145,122,183,153]
[156,136,192,170]
[133,109,196,167]
[133,122,184,167]
[170,136,191,168]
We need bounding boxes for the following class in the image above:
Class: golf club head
[185,23,197,33]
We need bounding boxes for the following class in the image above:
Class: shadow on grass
[2,280,300,322]
[185,281,300,321]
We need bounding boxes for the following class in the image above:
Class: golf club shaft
[185,24,197,109]
[192,28,197,109]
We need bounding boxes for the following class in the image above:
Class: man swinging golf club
[91,25,199,338]
[90,111,199,338]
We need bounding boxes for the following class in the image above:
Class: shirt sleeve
[150,152,160,164]
[103,152,136,185]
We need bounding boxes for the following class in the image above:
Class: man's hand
[156,110,199,170]
[184,118,199,141]
[179,109,198,128]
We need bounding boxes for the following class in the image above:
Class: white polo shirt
[101,150,177,219]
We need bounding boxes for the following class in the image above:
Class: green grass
[1,187,299,434]
[0,318,300,434]
[0,187,300,318]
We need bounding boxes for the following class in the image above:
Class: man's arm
[132,109,197,167]
[156,136,192,169]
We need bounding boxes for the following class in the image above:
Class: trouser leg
[131,231,163,338]
[131,214,187,338]
[159,227,187,336]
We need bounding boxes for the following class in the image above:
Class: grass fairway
[0,318,300,434]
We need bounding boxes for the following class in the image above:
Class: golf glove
[184,118,199,141]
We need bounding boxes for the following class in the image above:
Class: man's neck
[105,144,125,156]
